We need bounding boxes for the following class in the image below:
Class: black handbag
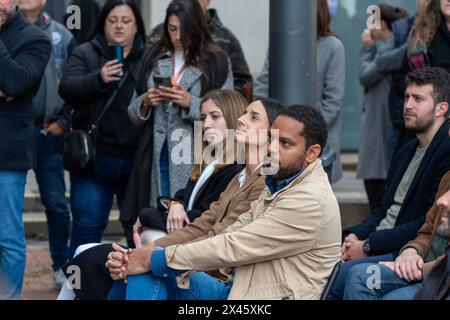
[61,71,129,173]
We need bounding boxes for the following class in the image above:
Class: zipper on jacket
[82,133,89,162]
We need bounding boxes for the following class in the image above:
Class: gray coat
[34,13,76,125]
[128,53,233,208]
[357,37,394,180]
[316,36,346,183]
[253,36,346,183]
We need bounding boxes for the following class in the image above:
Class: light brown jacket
[401,171,450,277]
[165,160,342,300]
[155,169,266,248]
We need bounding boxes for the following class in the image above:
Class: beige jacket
[165,160,342,300]
[155,169,266,248]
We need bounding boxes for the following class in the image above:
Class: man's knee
[140,229,167,245]
[74,243,102,258]
[347,263,376,286]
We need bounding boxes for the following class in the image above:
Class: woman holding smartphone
[59,0,148,257]
[124,0,233,236]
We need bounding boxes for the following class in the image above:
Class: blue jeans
[108,249,232,300]
[69,155,134,258]
[326,254,394,300]
[34,126,70,271]
[160,142,170,198]
[344,263,422,300]
[0,171,27,300]
[109,272,232,301]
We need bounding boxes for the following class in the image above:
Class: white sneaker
[53,269,66,290]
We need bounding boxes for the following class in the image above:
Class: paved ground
[23,243,59,300]
[23,236,124,300]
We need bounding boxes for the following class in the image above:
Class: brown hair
[378,4,409,31]
[409,0,441,48]
[406,68,450,118]
[317,0,336,38]
[191,90,247,180]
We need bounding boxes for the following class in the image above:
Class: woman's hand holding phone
[141,87,165,114]
[100,60,123,84]
[159,84,192,109]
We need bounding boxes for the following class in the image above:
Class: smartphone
[115,45,124,77]
[154,76,173,88]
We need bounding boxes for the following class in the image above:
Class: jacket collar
[265,170,303,195]
[191,164,244,206]
[265,159,323,201]
[157,52,202,90]
[398,122,450,211]
[235,165,264,195]
[0,6,20,32]
[91,33,145,63]
[206,8,223,29]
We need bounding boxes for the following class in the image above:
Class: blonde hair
[191,90,247,180]
[409,0,441,48]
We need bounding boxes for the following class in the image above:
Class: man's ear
[437,102,449,119]
[306,144,321,164]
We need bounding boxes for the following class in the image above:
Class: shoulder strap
[93,71,130,127]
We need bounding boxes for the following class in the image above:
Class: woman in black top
[59,0,148,256]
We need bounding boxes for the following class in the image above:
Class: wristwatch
[363,239,371,256]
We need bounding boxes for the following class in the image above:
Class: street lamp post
[269,0,317,108]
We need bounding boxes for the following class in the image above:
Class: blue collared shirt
[265,170,303,195]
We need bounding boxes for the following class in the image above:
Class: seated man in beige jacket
[107,105,342,300]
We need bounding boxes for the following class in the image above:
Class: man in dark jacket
[0,0,51,299]
[148,0,252,96]
[327,68,450,300]
[19,0,77,290]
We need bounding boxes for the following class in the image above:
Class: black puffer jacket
[59,33,148,157]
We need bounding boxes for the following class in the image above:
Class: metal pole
[269,0,317,107]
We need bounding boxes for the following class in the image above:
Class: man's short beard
[405,117,435,134]
[270,152,306,181]
[405,106,436,134]
[436,209,450,241]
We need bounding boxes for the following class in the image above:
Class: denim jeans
[343,263,422,300]
[0,171,27,300]
[160,142,170,198]
[108,249,232,300]
[326,254,394,300]
[34,126,71,271]
[69,155,134,258]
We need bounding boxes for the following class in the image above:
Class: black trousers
[63,244,115,300]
